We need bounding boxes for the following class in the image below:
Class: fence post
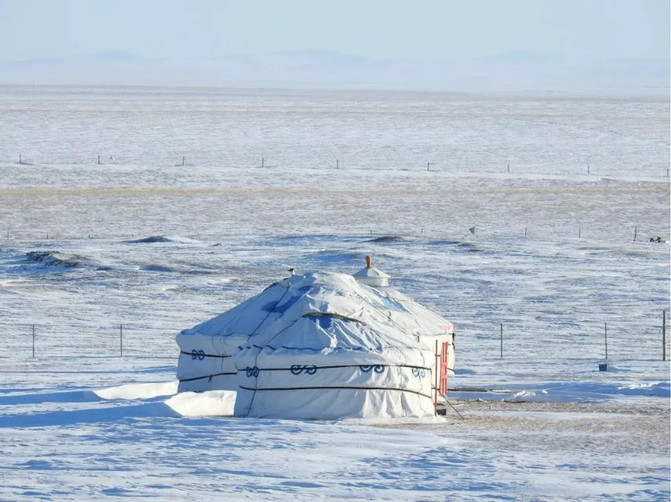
[120,324,123,357]
[500,323,503,358]
[604,322,608,360]
[663,310,667,361]
[32,324,35,358]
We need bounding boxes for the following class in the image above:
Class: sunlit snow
[0,86,668,501]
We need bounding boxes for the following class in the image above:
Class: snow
[176,270,454,419]
[95,381,178,400]
[0,85,669,500]
[165,390,236,417]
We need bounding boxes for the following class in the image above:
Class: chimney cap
[353,256,390,287]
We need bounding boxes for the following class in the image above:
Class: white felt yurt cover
[176,271,455,419]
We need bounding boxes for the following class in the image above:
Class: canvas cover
[176,271,455,419]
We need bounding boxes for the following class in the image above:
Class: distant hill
[0,49,667,95]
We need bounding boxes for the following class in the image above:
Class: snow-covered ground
[0,85,669,500]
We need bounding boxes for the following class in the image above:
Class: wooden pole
[336,159,339,169]
[97,154,101,165]
[261,157,264,168]
[633,226,637,242]
[32,324,35,358]
[500,323,503,358]
[120,324,123,357]
[578,227,581,239]
[19,154,22,165]
[524,227,527,237]
[604,322,608,360]
[663,310,667,361]
[434,340,439,415]
[182,156,185,166]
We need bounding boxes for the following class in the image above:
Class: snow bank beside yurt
[165,391,236,417]
[176,269,455,420]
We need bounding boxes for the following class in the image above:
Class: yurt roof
[181,271,453,345]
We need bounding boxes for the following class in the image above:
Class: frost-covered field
[0,85,669,500]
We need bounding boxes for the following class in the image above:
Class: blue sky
[0,0,668,90]
[1,0,667,61]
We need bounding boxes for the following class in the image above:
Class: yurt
[176,258,455,419]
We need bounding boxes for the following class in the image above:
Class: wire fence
[4,155,671,179]
[0,324,176,359]
[2,224,669,246]
[1,311,668,363]
[472,317,669,363]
